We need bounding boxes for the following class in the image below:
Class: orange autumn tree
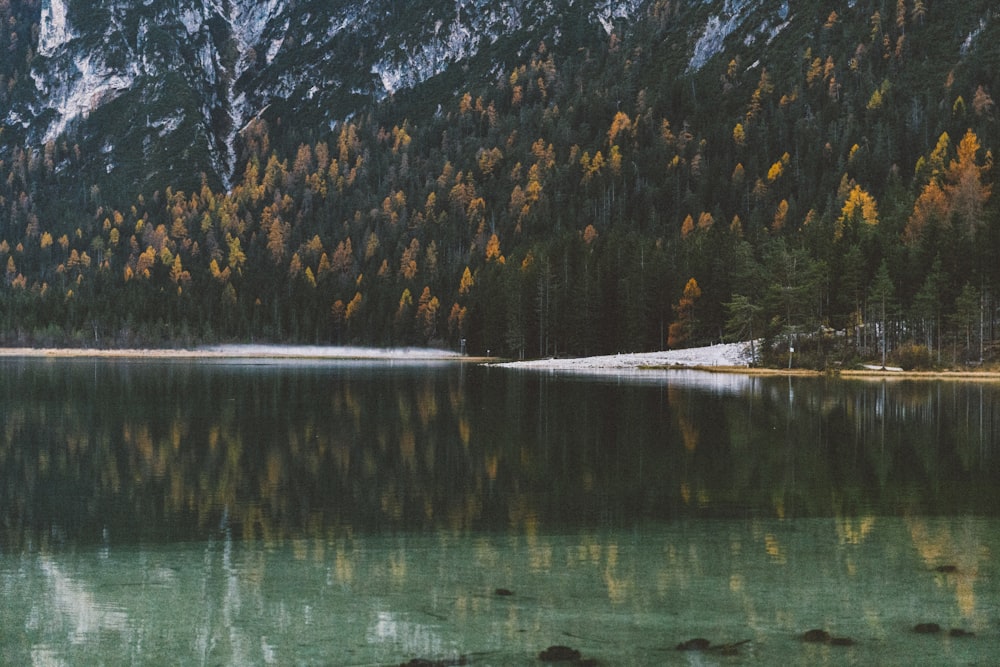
[416,286,440,341]
[905,129,991,244]
[904,178,949,245]
[668,277,701,348]
[945,129,992,238]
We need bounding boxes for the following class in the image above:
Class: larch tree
[458,266,474,295]
[416,286,440,342]
[836,184,879,241]
[668,277,701,348]
[904,179,949,245]
[944,129,991,239]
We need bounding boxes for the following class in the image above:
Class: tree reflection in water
[2,361,1000,549]
[2,360,1000,664]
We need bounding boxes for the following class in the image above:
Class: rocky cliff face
[9,0,645,189]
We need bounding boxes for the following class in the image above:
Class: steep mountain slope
[7,0,644,190]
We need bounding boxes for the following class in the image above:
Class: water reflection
[4,518,998,665]
[2,361,1000,551]
[4,359,1000,663]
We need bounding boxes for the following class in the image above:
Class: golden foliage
[458,266,474,295]
[668,277,701,348]
[607,111,633,145]
[732,122,746,147]
[680,214,695,239]
[837,184,879,240]
[485,233,503,263]
[400,238,420,280]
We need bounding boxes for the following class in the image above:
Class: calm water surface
[2,359,1000,665]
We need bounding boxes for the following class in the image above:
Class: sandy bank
[493,342,753,370]
[494,342,1000,381]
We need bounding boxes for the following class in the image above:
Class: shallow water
[2,359,999,665]
[3,518,998,665]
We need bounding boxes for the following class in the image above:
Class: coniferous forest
[3,0,1000,367]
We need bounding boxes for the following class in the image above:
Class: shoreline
[644,364,1000,381]
[0,344,480,362]
[2,344,999,379]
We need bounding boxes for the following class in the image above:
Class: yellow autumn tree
[458,266,475,295]
[396,288,413,323]
[607,111,633,145]
[773,199,789,231]
[170,254,191,287]
[767,153,790,182]
[331,238,355,276]
[945,129,992,237]
[135,246,157,279]
[906,129,991,244]
[836,184,879,240]
[345,292,363,322]
[416,286,440,341]
[732,122,746,147]
[668,278,701,348]
[697,211,714,231]
[485,233,503,263]
[226,234,246,274]
[904,180,949,245]
[680,214,695,239]
[399,238,420,280]
[288,252,303,279]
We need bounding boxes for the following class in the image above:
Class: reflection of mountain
[2,361,1000,549]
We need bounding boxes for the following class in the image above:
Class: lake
[2,358,999,665]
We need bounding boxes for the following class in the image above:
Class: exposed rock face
[9,0,647,189]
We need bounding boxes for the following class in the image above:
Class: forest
[2,0,1000,368]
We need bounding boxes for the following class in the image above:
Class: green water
[1,359,999,665]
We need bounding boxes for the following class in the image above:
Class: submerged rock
[675,638,711,651]
[802,629,831,643]
[914,623,942,634]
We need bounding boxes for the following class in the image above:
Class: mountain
[2,0,1000,367]
[7,0,643,190]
